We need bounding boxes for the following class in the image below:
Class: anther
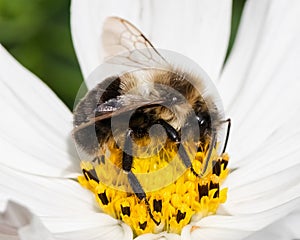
[198,183,208,200]
[82,169,99,183]
[139,221,147,230]
[176,210,186,223]
[212,160,221,176]
[98,191,109,205]
[221,159,228,169]
[209,181,219,198]
[121,205,131,216]
[153,199,162,213]
[145,199,160,226]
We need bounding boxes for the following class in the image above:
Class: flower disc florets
[79,139,229,236]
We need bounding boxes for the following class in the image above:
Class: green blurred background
[0,0,246,110]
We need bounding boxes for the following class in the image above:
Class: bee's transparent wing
[102,17,170,69]
[73,96,165,134]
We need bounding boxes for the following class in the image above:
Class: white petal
[215,115,299,219]
[51,221,132,240]
[244,208,300,240]
[135,232,180,240]
[0,200,132,240]
[182,198,300,240]
[0,166,131,239]
[221,111,300,214]
[0,200,55,240]
[0,166,94,218]
[0,45,80,178]
[228,111,300,172]
[71,0,232,84]
[181,224,250,240]
[0,234,19,240]
[225,110,300,191]
[0,166,108,229]
[282,208,300,238]
[224,177,300,215]
[218,0,300,166]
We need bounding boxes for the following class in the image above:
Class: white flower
[1,0,300,239]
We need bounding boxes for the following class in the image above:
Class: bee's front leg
[154,119,200,177]
[122,129,160,225]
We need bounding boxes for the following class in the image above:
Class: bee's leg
[122,129,160,225]
[221,118,231,154]
[200,131,217,175]
[200,118,231,175]
[155,119,200,177]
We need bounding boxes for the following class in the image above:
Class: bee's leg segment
[155,119,199,177]
[177,142,200,177]
[127,172,160,225]
[200,131,217,175]
[122,129,133,172]
[122,129,160,225]
[155,119,180,142]
[221,118,231,154]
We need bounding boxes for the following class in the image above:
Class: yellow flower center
[78,139,229,236]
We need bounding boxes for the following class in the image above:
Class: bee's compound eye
[197,113,211,133]
[200,119,208,128]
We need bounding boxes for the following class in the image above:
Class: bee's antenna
[221,118,231,154]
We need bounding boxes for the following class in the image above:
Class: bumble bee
[73,17,230,222]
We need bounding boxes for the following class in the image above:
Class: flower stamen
[78,141,229,236]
